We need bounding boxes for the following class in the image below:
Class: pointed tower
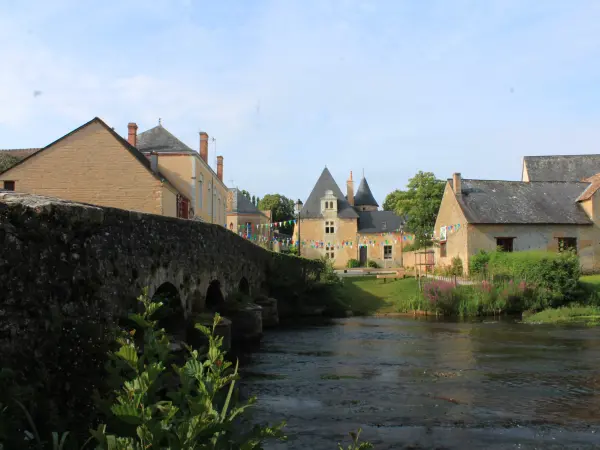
[354,176,379,212]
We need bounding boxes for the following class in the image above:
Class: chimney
[347,171,355,206]
[199,131,208,162]
[127,122,138,147]
[453,172,462,195]
[150,152,158,173]
[217,155,223,181]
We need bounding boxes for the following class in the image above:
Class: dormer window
[320,190,338,215]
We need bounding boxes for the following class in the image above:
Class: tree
[0,153,20,173]
[384,171,445,249]
[258,194,295,235]
[240,189,251,200]
[251,195,256,206]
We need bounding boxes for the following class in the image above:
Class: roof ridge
[525,154,600,159]
[455,178,589,184]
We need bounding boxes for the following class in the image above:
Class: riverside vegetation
[0,290,372,449]
[335,250,600,324]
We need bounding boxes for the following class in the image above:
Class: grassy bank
[523,304,600,325]
[338,276,422,315]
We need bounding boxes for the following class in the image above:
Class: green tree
[240,190,251,200]
[258,194,295,234]
[384,171,444,249]
[0,153,20,173]
[252,195,256,206]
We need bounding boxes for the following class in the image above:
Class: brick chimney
[347,171,355,206]
[127,122,138,147]
[453,172,462,195]
[217,156,223,181]
[199,132,208,162]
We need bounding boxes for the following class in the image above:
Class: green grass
[337,276,423,315]
[523,304,600,325]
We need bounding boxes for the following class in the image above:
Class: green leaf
[128,313,152,328]
[115,344,139,369]
[110,403,144,425]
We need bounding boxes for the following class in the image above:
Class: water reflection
[239,317,600,449]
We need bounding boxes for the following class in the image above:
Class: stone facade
[0,118,182,217]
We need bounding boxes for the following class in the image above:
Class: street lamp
[294,199,303,257]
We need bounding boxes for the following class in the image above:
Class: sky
[2,0,600,205]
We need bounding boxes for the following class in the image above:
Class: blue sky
[2,0,600,204]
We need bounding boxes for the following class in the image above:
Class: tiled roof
[524,154,600,182]
[354,177,379,207]
[0,148,41,159]
[228,188,264,215]
[300,167,359,219]
[357,210,404,233]
[455,179,592,225]
[137,125,196,154]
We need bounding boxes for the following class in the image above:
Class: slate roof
[0,148,41,159]
[137,125,196,154]
[524,155,600,182]
[357,210,404,233]
[455,179,592,225]
[354,177,379,207]
[228,188,264,215]
[300,167,359,219]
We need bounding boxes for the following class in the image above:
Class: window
[325,220,335,234]
[3,181,15,191]
[558,237,577,253]
[382,221,387,231]
[177,195,189,219]
[326,245,335,259]
[384,245,392,259]
[218,197,221,224]
[496,237,514,252]
[440,242,447,257]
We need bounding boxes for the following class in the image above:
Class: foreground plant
[92,289,286,449]
[337,428,373,450]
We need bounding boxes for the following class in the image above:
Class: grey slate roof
[357,210,404,233]
[354,177,379,207]
[524,155,600,182]
[300,167,359,219]
[137,125,196,154]
[455,179,592,225]
[228,188,263,215]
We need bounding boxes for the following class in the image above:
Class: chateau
[294,167,409,269]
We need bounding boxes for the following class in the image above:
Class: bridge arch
[151,282,186,340]
[238,277,250,295]
[206,280,225,311]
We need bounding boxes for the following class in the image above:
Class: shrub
[366,260,379,268]
[448,256,463,276]
[470,250,490,275]
[423,280,456,315]
[346,259,360,268]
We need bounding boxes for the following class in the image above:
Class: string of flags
[439,223,463,240]
[237,219,297,231]
[236,231,415,248]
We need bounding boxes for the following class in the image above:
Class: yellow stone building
[135,123,228,224]
[0,117,185,217]
[226,188,272,242]
[294,167,408,269]
[434,155,600,274]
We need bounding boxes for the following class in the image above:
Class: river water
[237,316,600,449]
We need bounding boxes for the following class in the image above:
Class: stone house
[226,188,272,243]
[134,122,228,224]
[434,171,600,274]
[294,167,408,269]
[0,117,188,217]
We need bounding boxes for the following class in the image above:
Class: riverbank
[523,304,600,325]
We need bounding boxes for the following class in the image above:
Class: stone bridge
[0,192,321,331]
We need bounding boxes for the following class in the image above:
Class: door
[359,246,368,266]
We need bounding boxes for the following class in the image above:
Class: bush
[366,260,379,268]
[470,250,491,275]
[448,256,463,276]
[346,259,360,268]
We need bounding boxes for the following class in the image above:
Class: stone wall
[0,192,322,435]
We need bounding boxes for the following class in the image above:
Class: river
[237,316,600,449]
